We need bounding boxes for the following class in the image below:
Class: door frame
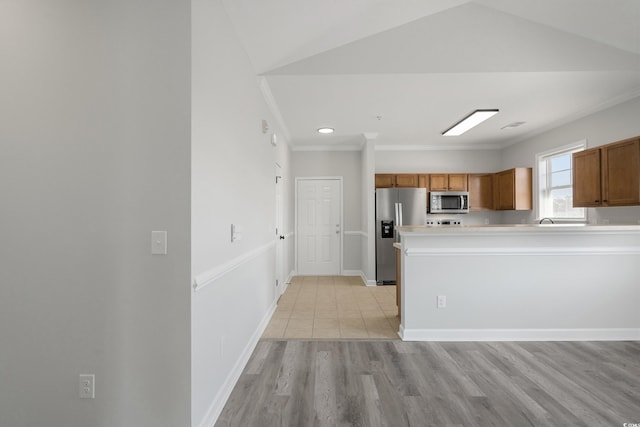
[294,177,344,276]
[275,162,285,295]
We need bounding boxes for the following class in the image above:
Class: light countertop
[397,223,640,235]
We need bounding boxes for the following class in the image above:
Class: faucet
[539,217,555,224]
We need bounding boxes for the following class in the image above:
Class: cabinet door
[572,149,602,207]
[513,168,533,210]
[469,174,493,210]
[395,174,418,187]
[495,170,515,210]
[602,139,640,206]
[448,174,468,191]
[375,174,395,188]
[493,168,532,211]
[429,174,448,191]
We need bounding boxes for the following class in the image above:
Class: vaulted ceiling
[222,0,640,149]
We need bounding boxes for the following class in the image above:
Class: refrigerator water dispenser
[381,220,394,238]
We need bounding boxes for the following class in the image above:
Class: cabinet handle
[603,200,608,203]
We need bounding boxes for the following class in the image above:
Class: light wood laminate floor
[262,276,399,340]
[216,340,640,427]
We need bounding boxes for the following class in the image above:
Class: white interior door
[296,178,341,275]
[275,163,284,293]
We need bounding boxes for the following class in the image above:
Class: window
[536,142,586,221]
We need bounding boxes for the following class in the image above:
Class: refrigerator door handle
[394,203,399,227]
[398,203,403,226]
[393,203,399,242]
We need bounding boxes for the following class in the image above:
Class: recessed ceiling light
[317,127,335,134]
[442,109,499,136]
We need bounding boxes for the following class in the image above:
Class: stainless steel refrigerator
[375,188,427,284]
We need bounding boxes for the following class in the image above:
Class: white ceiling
[223,0,640,150]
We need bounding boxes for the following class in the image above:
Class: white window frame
[535,140,587,222]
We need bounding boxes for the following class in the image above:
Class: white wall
[501,96,640,225]
[292,151,362,272]
[1,2,191,426]
[191,0,293,425]
[375,149,502,173]
[400,227,640,341]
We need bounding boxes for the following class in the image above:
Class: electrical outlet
[79,374,95,399]
[437,295,447,309]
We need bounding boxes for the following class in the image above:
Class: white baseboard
[342,270,377,286]
[280,270,295,296]
[285,270,294,284]
[198,301,277,427]
[342,269,362,277]
[399,328,640,342]
[289,269,376,286]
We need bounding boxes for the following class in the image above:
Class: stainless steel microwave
[429,191,469,214]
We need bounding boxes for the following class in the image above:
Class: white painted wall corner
[197,301,277,427]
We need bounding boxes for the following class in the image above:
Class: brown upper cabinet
[377,169,533,211]
[494,168,532,210]
[468,174,494,211]
[375,174,419,188]
[429,174,468,191]
[573,137,640,207]
[375,174,395,188]
[395,174,419,187]
[418,174,429,189]
[572,149,602,207]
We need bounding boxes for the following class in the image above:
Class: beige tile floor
[262,275,400,340]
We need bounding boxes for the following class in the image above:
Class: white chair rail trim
[193,241,276,292]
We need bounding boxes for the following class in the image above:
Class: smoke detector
[501,121,526,130]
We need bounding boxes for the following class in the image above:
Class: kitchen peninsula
[396,224,640,342]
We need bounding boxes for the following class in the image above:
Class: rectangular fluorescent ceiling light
[442,109,499,136]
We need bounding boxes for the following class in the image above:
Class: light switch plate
[151,231,167,255]
[231,224,243,242]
